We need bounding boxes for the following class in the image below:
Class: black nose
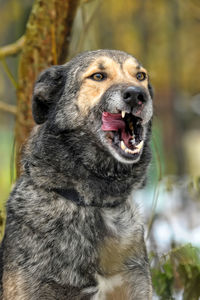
[123,86,147,107]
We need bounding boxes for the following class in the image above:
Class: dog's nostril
[137,93,144,104]
[123,92,131,100]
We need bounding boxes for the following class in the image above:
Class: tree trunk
[15,0,80,176]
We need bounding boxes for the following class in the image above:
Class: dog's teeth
[121,140,143,154]
[120,141,126,150]
[121,111,126,118]
[127,148,138,154]
[130,149,137,154]
[135,140,144,151]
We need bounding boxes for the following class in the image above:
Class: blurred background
[0,0,200,298]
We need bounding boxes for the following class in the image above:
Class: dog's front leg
[2,269,94,300]
[2,269,30,300]
[125,256,152,300]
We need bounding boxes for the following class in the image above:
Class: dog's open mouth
[101,111,144,159]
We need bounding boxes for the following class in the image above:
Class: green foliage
[151,244,200,300]
[152,262,174,299]
[177,245,200,300]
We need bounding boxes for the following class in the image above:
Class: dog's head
[32,50,153,165]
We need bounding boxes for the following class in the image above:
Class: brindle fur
[0,50,153,299]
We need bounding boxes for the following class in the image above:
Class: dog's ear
[32,65,66,124]
[148,82,154,99]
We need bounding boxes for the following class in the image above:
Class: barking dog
[0,50,153,299]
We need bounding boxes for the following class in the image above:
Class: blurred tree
[15,0,80,176]
[0,0,80,238]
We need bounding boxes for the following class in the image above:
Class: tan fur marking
[99,237,135,276]
[3,271,28,300]
[105,281,130,300]
[83,57,119,80]
[77,56,149,116]
[123,58,148,89]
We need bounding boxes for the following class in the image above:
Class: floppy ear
[32,65,66,124]
[148,82,154,99]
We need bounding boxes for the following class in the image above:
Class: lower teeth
[120,140,143,154]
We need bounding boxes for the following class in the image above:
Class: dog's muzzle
[99,85,152,163]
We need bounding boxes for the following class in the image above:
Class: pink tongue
[101,112,125,131]
[101,112,132,146]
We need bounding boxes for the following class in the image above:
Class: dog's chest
[94,200,142,299]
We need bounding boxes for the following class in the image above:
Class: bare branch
[0,101,17,115]
[15,0,80,177]
[1,58,18,89]
[0,36,25,59]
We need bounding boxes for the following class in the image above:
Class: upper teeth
[121,111,126,118]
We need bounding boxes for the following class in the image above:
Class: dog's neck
[23,125,151,207]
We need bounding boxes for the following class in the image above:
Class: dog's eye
[136,72,146,81]
[90,73,106,81]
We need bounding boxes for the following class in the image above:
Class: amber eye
[90,73,106,81]
[136,72,146,81]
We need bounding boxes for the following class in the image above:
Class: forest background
[0,0,200,299]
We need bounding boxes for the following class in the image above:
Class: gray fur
[0,50,153,299]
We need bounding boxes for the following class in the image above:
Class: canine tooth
[121,111,126,118]
[120,141,126,150]
[135,140,144,151]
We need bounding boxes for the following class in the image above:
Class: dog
[0,50,153,299]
